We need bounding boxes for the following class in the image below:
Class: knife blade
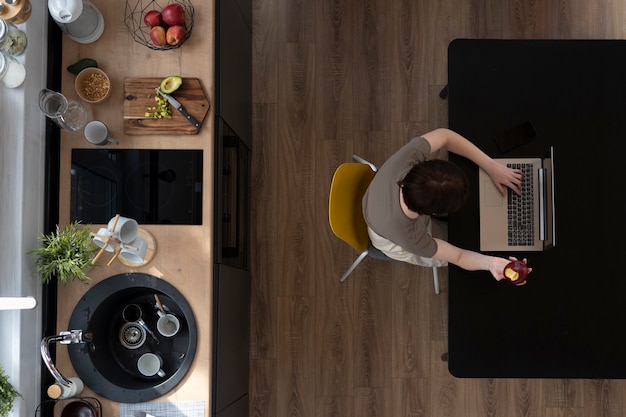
[156,88,202,129]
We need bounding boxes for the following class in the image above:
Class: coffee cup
[137,353,165,377]
[92,228,114,252]
[84,120,118,145]
[107,216,138,243]
[157,311,180,337]
[120,237,148,263]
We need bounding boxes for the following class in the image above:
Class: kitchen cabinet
[212,0,252,416]
[215,0,252,147]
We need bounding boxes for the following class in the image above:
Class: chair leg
[433,266,440,295]
[340,251,369,282]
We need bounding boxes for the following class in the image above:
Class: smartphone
[494,121,537,153]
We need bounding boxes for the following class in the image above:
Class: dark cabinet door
[212,264,250,415]
[216,0,252,148]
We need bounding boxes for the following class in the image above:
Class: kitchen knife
[156,88,202,129]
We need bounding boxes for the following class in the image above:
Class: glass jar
[0,0,32,24]
[0,18,26,56]
[0,52,24,88]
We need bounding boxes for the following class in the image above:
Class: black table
[447,39,626,378]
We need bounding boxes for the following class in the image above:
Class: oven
[214,117,250,269]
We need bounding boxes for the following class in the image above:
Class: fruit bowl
[124,0,195,50]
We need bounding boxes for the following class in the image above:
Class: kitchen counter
[51,1,214,416]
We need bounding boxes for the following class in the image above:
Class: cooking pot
[60,400,98,417]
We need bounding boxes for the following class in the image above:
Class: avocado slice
[160,76,183,94]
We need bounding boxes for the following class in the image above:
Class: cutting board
[123,77,210,135]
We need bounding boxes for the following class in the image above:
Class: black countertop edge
[39,15,62,414]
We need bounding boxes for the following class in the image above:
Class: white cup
[84,120,119,145]
[157,311,180,337]
[92,228,114,252]
[137,353,165,377]
[107,216,138,243]
[120,237,148,263]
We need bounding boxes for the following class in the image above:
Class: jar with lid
[0,52,25,88]
[46,377,84,399]
[0,18,26,56]
[0,0,32,24]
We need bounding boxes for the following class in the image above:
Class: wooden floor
[249,1,626,416]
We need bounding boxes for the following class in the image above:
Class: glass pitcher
[39,88,88,131]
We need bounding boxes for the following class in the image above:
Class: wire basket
[124,0,195,50]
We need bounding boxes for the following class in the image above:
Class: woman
[362,128,527,281]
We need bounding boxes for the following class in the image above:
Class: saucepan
[60,399,98,417]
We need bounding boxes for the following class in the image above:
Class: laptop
[479,146,556,251]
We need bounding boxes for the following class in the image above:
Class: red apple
[503,260,530,285]
[150,26,167,47]
[161,3,186,26]
[143,10,163,28]
[166,24,187,45]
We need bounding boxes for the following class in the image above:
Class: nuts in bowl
[75,67,111,103]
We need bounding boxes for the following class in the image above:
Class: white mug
[107,216,138,243]
[92,228,114,252]
[120,237,148,263]
[84,120,119,145]
[137,353,165,377]
[157,311,180,337]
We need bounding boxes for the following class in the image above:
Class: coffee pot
[48,0,105,44]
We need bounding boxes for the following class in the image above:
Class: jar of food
[0,0,32,24]
[0,52,25,88]
[0,18,26,56]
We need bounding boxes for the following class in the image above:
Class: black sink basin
[68,273,197,403]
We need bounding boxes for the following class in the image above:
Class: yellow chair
[328,155,440,294]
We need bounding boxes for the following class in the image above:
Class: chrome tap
[41,330,92,387]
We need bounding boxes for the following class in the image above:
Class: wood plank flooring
[250,0,626,416]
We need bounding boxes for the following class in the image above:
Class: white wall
[0,3,48,417]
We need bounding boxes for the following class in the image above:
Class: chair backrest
[328,163,376,252]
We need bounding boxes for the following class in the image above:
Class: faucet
[41,330,92,388]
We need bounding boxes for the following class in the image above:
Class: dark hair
[398,159,469,215]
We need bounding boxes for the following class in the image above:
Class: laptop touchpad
[483,180,505,207]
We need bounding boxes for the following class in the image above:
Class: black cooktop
[70,149,203,225]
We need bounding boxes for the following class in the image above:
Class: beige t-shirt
[362,137,439,258]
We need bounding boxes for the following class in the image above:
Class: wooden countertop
[53,1,214,416]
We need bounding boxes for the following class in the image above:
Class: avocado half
[160,76,183,94]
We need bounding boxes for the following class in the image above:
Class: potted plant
[0,364,22,417]
[30,222,98,284]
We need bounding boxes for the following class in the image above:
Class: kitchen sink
[67,273,197,403]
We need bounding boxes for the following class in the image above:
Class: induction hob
[70,149,203,225]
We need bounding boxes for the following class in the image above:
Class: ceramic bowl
[75,67,111,103]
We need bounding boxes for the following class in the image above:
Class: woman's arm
[432,238,511,280]
[422,128,522,195]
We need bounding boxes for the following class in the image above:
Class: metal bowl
[124,0,195,51]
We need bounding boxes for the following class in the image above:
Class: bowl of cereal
[75,67,111,103]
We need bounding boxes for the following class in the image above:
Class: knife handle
[178,106,202,129]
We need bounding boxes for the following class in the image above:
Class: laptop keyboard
[507,163,534,246]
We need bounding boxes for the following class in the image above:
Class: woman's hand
[486,160,523,196]
[488,256,532,285]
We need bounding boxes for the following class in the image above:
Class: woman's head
[398,159,469,215]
